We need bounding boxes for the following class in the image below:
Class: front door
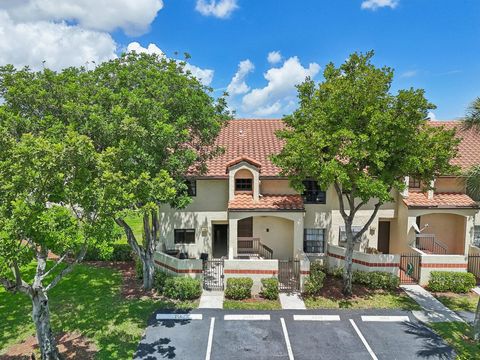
[377,221,391,254]
[213,224,228,258]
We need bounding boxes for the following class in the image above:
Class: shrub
[310,261,326,276]
[110,244,134,261]
[225,278,253,300]
[153,270,170,293]
[303,269,326,297]
[427,271,476,293]
[352,271,399,291]
[329,267,344,278]
[135,257,143,280]
[163,277,202,300]
[260,278,279,300]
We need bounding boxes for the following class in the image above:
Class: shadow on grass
[428,321,480,359]
[402,321,455,359]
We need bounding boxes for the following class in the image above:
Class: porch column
[293,214,304,257]
[228,218,238,259]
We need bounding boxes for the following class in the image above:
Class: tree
[463,97,480,132]
[0,130,114,359]
[272,51,459,296]
[0,53,230,289]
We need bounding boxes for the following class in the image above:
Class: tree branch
[45,244,87,292]
[334,181,348,219]
[40,252,69,280]
[353,201,383,242]
[115,217,144,258]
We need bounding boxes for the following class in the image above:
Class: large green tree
[273,51,459,296]
[0,130,114,360]
[0,52,230,289]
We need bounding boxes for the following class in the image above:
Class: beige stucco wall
[419,214,466,255]
[260,179,298,195]
[434,177,465,193]
[252,216,294,260]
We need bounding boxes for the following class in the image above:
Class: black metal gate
[399,253,421,284]
[468,254,480,282]
[278,260,300,292]
[202,259,224,290]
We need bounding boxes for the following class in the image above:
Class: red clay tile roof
[429,121,480,172]
[403,192,478,208]
[225,156,262,173]
[228,194,305,211]
[203,119,479,178]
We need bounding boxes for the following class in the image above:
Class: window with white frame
[474,226,480,247]
[174,229,195,244]
[339,226,363,242]
[303,228,326,253]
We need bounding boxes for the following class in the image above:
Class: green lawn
[0,263,197,359]
[304,291,421,310]
[223,298,282,310]
[429,322,480,359]
[434,292,479,313]
[115,213,144,244]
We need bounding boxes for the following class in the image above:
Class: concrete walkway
[279,293,306,309]
[473,286,480,296]
[199,290,224,309]
[400,284,463,323]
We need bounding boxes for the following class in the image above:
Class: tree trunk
[142,253,155,289]
[342,227,355,297]
[31,289,61,360]
[474,297,480,342]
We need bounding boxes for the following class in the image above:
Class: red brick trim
[420,263,467,269]
[224,269,278,275]
[327,252,399,268]
[154,260,203,274]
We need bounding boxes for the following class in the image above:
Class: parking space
[134,309,455,360]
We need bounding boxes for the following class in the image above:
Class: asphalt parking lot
[134,309,455,360]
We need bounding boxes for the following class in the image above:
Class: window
[302,180,326,204]
[409,177,421,189]
[186,179,196,196]
[235,178,253,191]
[174,229,195,244]
[304,229,325,253]
[339,226,363,242]
[474,226,480,247]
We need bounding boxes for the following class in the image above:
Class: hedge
[225,278,253,300]
[352,271,399,291]
[163,277,202,300]
[303,268,326,297]
[260,278,279,300]
[153,270,170,293]
[427,271,476,293]
[84,243,134,261]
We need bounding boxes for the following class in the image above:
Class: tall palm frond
[463,97,480,131]
[466,164,480,201]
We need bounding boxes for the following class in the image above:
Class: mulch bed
[317,275,404,299]
[84,261,161,300]
[1,332,97,360]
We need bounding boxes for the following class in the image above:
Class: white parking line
[205,317,215,360]
[156,313,203,320]
[280,318,294,360]
[349,319,378,360]
[361,315,410,322]
[224,314,270,321]
[293,315,340,321]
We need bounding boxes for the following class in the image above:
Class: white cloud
[126,42,214,86]
[400,70,417,78]
[195,0,238,18]
[427,111,437,121]
[241,56,320,116]
[227,59,254,96]
[0,10,117,71]
[361,0,399,10]
[2,0,163,35]
[267,51,282,65]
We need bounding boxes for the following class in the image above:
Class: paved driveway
[134,309,454,360]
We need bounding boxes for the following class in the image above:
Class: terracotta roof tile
[228,194,304,211]
[403,192,478,208]
[225,156,262,173]
[204,119,480,177]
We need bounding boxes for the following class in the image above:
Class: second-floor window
[235,178,253,191]
[186,179,196,196]
[302,180,326,204]
[409,177,421,189]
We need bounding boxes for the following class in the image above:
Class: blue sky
[1,0,479,119]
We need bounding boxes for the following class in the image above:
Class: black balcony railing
[237,237,273,259]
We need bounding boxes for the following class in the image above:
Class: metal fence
[278,259,300,292]
[468,254,480,281]
[399,253,421,284]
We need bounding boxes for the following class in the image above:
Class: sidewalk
[400,284,464,323]
[279,293,306,309]
[199,290,224,309]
